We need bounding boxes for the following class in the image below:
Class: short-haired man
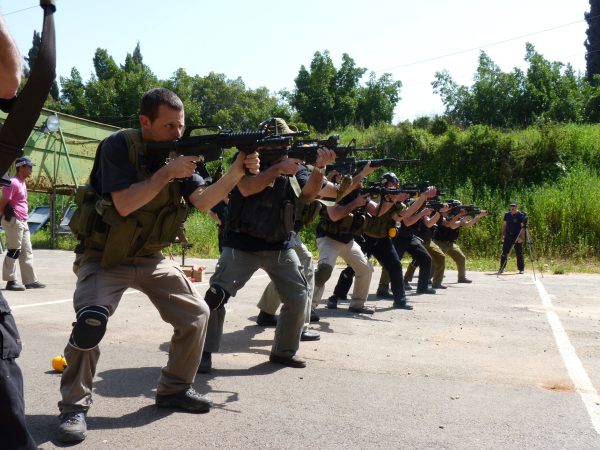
[57,88,259,442]
[498,201,528,274]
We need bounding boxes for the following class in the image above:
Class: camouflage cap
[257,117,297,135]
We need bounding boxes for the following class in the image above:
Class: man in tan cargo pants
[57,88,259,443]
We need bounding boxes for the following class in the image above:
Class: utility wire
[1,5,38,16]
[375,15,597,74]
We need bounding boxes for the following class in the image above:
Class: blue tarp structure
[27,205,51,234]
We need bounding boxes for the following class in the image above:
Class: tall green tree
[585,0,600,84]
[289,51,401,132]
[24,30,59,102]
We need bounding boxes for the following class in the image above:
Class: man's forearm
[237,165,281,197]
[301,170,325,202]
[190,167,242,212]
[111,169,172,217]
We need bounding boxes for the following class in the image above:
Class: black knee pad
[6,249,20,259]
[205,285,230,311]
[314,263,334,287]
[69,305,109,350]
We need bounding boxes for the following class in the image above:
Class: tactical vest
[69,129,188,268]
[435,222,460,242]
[364,203,404,239]
[319,208,369,238]
[226,175,295,243]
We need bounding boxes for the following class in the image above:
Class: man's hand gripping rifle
[144,125,309,176]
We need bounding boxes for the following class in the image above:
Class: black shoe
[348,306,374,315]
[403,282,413,291]
[269,353,306,368]
[58,411,87,443]
[309,308,320,323]
[197,351,212,374]
[432,284,447,289]
[300,330,320,341]
[6,280,25,291]
[416,288,436,295]
[376,290,394,299]
[326,296,338,309]
[393,298,414,310]
[156,387,212,413]
[256,310,278,327]
[25,281,46,289]
[458,278,473,284]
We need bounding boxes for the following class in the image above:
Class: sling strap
[0,0,56,184]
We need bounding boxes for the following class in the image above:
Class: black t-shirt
[504,211,527,237]
[223,167,310,252]
[94,131,204,200]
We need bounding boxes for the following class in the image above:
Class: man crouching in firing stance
[200,118,336,372]
[56,88,259,443]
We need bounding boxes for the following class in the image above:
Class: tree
[290,51,401,132]
[24,30,59,101]
[585,0,600,84]
[433,45,588,127]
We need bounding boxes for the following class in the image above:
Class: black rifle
[143,125,308,174]
[288,136,373,165]
[327,157,420,175]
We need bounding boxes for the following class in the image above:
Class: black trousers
[500,237,524,271]
[0,295,37,450]
[393,235,432,292]
[334,235,405,302]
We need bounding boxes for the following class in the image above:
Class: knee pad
[314,263,334,287]
[205,285,230,311]
[6,249,20,259]
[69,305,109,350]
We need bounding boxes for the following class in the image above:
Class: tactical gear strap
[0,1,56,183]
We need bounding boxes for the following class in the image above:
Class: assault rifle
[326,157,420,175]
[259,135,374,166]
[143,125,309,174]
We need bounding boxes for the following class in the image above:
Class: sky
[1,0,592,124]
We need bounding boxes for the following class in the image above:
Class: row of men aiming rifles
[56,90,496,443]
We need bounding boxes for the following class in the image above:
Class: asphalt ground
[6,250,600,449]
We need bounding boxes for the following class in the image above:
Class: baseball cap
[15,156,35,168]
[510,201,518,206]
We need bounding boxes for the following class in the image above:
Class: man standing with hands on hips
[0,156,46,291]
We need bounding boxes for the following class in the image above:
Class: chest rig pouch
[228,175,294,242]
[69,129,188,268]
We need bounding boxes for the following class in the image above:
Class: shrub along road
[6,250,600,449]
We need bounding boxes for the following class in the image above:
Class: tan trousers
[1,217,37,284]
[312,236,373,309]
[433,240,468,281]
[58,249,209,413]
[403,239,446,286]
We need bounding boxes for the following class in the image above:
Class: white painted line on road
[535,277,600,435]
[11,274,270,310]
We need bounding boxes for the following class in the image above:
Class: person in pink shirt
[0,156,45,291]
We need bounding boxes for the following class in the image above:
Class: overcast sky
[1,0,592,124]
